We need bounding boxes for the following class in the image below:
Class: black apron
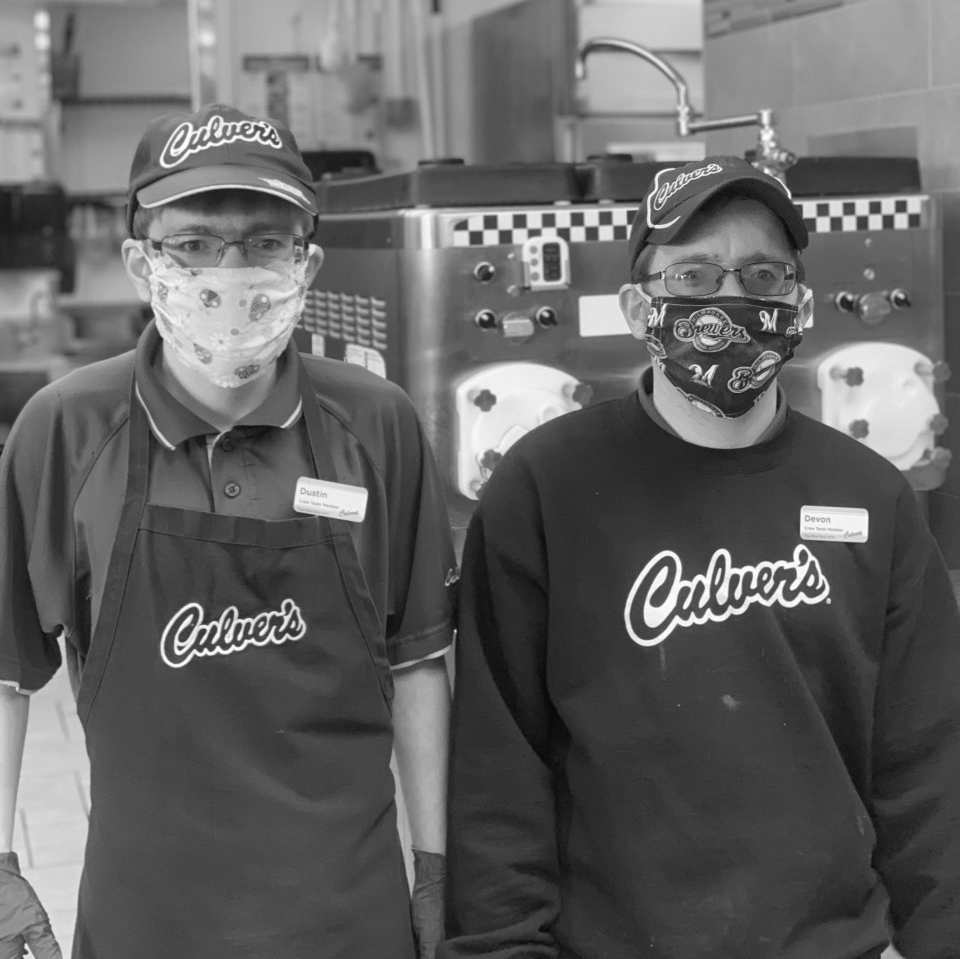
[73,359,414,959]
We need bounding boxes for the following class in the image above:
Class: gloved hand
[0,853,62,959]
[410,849,445,959]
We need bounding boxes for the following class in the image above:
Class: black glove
[410,850,445,959]
[0,853,62,959]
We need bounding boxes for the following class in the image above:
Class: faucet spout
[575,37,693,121]
[573,36,796,180]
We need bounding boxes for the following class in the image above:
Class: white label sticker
[294,476,368,523]
[344,343,386,378]
[799,505,868,543]
[578,294,631,338]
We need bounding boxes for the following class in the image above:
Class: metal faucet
[574,37,797,181]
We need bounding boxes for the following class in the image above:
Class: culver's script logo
[624,545,830,646]
[160,598,307,668]
[160,115,284,169]
[648,162,724,220]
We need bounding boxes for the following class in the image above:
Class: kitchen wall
[0,3,48,181]
[43,0,703,185]
[180,0,518,172]
[702,0,960,564]
[47,1,191,195]
[212,0,406,168]
[439,0,526,162]
[463,0,705,165]
[214,0,704,168]
[214,0,564,169]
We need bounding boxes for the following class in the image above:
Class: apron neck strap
[296,355,341,482]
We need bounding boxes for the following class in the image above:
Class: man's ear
[619,283,650,342]
[121,239,155,304]
[304,244,324,286]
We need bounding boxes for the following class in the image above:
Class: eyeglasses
[145,233,308,268]
[638,260,802,298]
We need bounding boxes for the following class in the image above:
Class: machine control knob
[478,449,503,472]
[856,291,893,325]
[915,359,952,383]
[835,292,857,313]
[929,414,950,436]
[889,288,912,309]
[849,419,870,440]
[830,365,864,386]
[932,447,954,469]
[535,307,558,328]
[500,314,536,338]
[472,389,498,412]
[474,309,498,330]
[473,262,496,283]
[571,383,594,406]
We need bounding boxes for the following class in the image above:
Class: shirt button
[223,481,241,498]
[220,437,235,452]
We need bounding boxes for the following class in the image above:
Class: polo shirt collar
[134,320,303,450]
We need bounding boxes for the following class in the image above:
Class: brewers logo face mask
[641,290,809,418]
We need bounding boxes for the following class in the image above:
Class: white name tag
[799,505,869,543]
[294,477,368,523]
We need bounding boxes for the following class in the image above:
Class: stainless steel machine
[295,160,657,539]
[293,154,949,547]
[778,157,949,492]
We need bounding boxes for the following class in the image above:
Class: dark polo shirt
[0,323,456,691]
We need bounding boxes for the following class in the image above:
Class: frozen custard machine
[293,156,949,541]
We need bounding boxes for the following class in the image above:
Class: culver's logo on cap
[159,114,285,169]
[647,161,725,230]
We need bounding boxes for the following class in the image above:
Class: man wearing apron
[0,104,455,959]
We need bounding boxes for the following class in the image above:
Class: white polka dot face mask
[147,256,310,389]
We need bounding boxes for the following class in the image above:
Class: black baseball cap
[126,103,319,234]
[628,156,808,271]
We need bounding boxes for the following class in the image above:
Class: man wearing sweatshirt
[442,156,960,959]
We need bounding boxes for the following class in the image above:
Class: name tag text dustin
[294,476,369,523]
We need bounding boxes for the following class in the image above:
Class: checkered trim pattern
[299,290,388,350]
[797,196,925,235]
[451,208,635,247]
[449,196,928,247]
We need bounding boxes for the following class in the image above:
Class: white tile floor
[18,665,87,958]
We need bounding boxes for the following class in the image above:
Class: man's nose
[218,241,249,267]
[718,270,743,296]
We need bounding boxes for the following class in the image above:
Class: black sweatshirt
[442,390,960,959]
